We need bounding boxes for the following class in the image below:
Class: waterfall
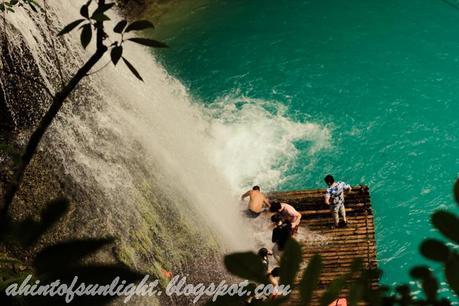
[1,0,330,296]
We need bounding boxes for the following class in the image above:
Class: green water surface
[150,0,459,298]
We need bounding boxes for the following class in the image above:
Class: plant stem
[0,0,107,222]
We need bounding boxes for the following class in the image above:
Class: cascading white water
[3,0,330,284]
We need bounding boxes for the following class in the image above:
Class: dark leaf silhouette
[395,285,412,305]
[80,23,92,49]
[319,276,346,306]
[125,20,154,32]
[5,198,70,246]
[432,210,459,244]
[347,282,364,306]
[122,57,143,81]
[224,252,268,284]
[34,238,114,275]
[111,45,123,65]
[422,276,438,301]
[280,239,301,287]
[91,13,110,22]
[27,265,144,305]
[114,20,128,33]
[80,4,89,18]
[91,2,115,18]
[128,37,168,48]
[420,239,450,262]
[445,254,459,295]
[410,266,431,279]
[57,19,85,36]
[299,254,322,305]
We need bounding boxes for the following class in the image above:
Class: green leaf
[395,285,411,304]
[280,239,301,287]
[110,46,123,65]
[454,179,459,205]
[420,239,450,262]
[80,23,92,49]
[347,282,364,306]
[114,20,128,33]
[57,19,85,36]
[422,275,438,301]
[319,277,346,306]
[445,254,459,295]
[122,57,143,81]
[350,258,364,274]
[410,265,432,279]
[125,20,155,32]
[299,254,322,305]
[34,238,114,275]
[432,210,459,244]
[128,37,168,48]
[223,252,268,284]
[80,4,89,18]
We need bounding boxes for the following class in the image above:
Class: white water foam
[5,0,331,255]
[203,95,330,191]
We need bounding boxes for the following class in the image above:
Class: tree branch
[0,0,108,222]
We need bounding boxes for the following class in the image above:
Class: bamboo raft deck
[268,185,378,305]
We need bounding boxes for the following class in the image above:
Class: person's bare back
[241,186,270,215]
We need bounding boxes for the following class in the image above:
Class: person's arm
[324,193,331,205]
[241,190,250,200]
[263,196,271,208]
[345,184,352,193]
[293,211,302,228]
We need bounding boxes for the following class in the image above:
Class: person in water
[241,185,270,218]
[269,200,301,233]
[271,213,292,263]
[324,174,352,228]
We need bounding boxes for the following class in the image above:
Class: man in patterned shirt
[324,175,352,228]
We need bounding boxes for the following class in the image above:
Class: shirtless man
[241,185,270,218]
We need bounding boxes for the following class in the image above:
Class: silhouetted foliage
[0,198,144,306]
[213,179,459,305]
[0,0,167,228]
[0,2,165,305]
[0,0,39,13]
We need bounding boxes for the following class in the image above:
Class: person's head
[252,185,260,191]
[269,200,281,212]
[271,213,283,224]
[324,175,335,186]
[270,267,280,277]
[258,248,269,258]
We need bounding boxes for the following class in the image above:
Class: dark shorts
[245,210,261,219]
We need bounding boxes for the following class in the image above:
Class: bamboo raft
[268,185,378,305]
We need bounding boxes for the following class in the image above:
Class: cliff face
[0,3,225,305]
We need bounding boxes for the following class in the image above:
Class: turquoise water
[151,0,459,297]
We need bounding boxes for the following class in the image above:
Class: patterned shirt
[325,182,351,207]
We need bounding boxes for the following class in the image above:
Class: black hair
[271,213,283,224]
[324,174,335,186]
[269,200,281,212]
[270,267,280,277]
[258,248,269,257]
[252,185,260,191]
